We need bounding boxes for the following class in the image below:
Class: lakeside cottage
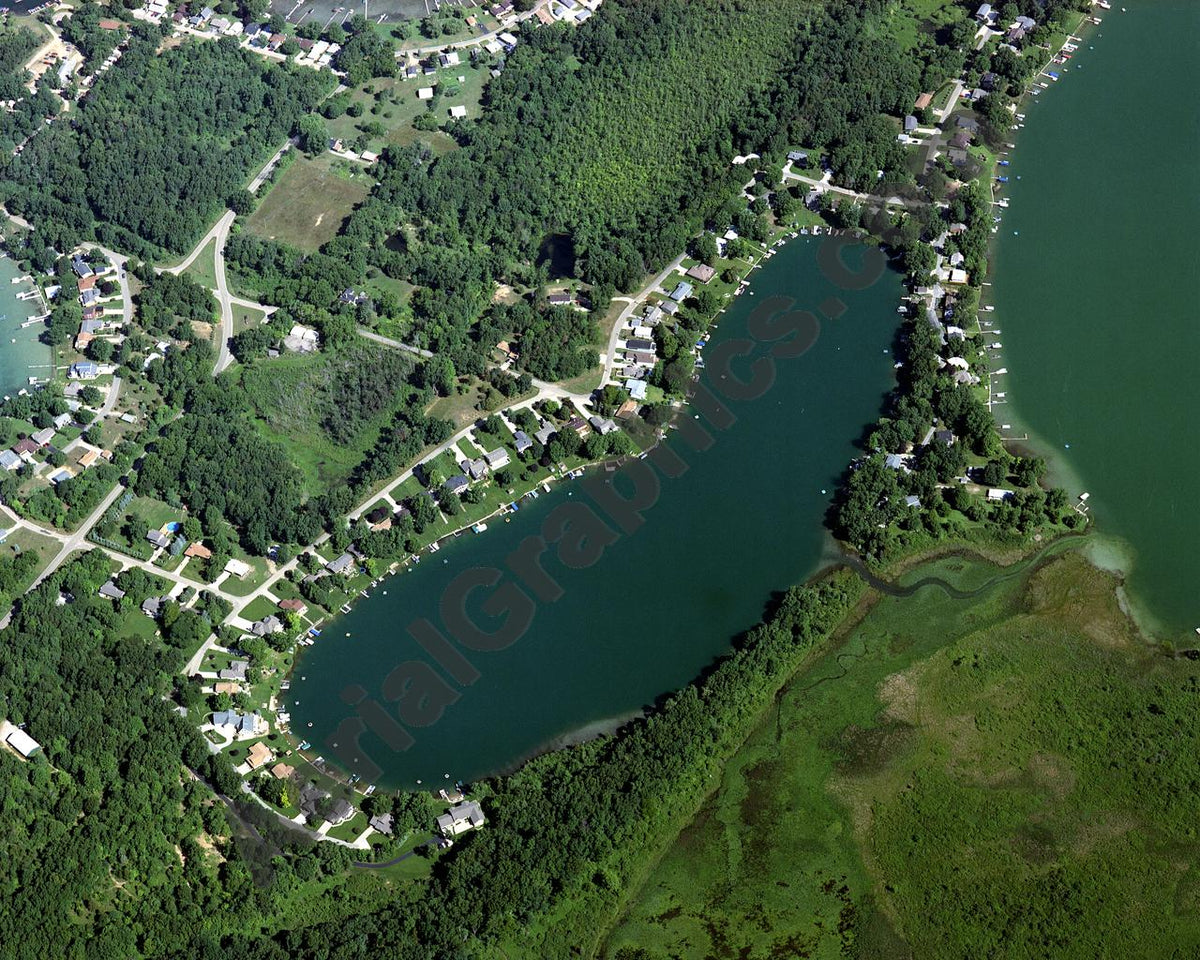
[437,800,486,837]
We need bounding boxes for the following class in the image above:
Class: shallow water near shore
[291,238,903,788]
[989,0,1200,637]
[0,256,52,396]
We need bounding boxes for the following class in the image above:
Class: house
[224,558,252,579]
[975,3,993,23]
[71,256,93,279]
[326,552,356,576]
[588,416,617,436]
[904,115,918,132]
[787,150,808,163]
[615,399,640,419]
[219,660,249,682]
[566,416,589,438]
[69,361,99,380]
[464,457,488,481]
[534,424,556,446]
[147,529,171,549]
[251,615,284,636]
[369,812,394,835]
[5,727,41,759]
[142,596,165,619]
[987,488,1014,502]
[1015,15,1036,30]
[625,337,655,353]
[884,454,912,472]
[184,541,212,560]
[685,263,715,284]
[1006,26,1025,43]
[53,412,73,430]
[904,495,922,509]
[546,292,573,306]
[213,682,241,695]
[278,597,308,617]
[660,300,679,316]
[417,86,434,100]
[436,800,486,837]
[31,428,55,448]
[12,438,38,460]
[50,469,72,486]
[627,379,648,401]
[669,281,693,302]
[513,430,532,453]
[77,448,99,469]
[78,274,97,293]
[485,447,510,471]
[956,116,979,131]
[212,710,264,738]
[98,580,126,600]
[914,92,933,110]
[326,797,355,825]
[283,324,319,354]
[443,474,470,496]
[245,741,273,771]
[0,450,19,472]
[269,762,295,780]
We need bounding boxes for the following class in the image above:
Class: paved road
[249,138,297,193]
[352,836,437,869]
[781,165,924,210]
[358,327,434,359]
[394,0,551,59]
[99,376,121,416]
[600,253,686,386]
[211,214,238,375]
[29,483,126,589]
[82,242,133,324]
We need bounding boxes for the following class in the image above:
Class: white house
[436,800,486,837]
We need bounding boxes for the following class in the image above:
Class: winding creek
[292,238,904,789]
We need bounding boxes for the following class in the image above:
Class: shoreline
[0,253,53,398]
[976,9,1183,641]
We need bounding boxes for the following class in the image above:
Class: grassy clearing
[606,549,1200,958]
[246,152,372,252]
[238,344,417,496]
[324,61,491,158]
[179,236,219,290]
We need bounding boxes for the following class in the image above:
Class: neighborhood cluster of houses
[975,5,1039,45]
[0,417,112,489]
[611,258,719,402]
[64,253,123,376]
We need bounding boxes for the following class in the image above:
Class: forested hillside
[1,31,331,257]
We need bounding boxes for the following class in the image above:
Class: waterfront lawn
[326,811,369,844]
[246,153,372,253]
[606,551,1200,959]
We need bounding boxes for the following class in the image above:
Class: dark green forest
[1,29,331,257]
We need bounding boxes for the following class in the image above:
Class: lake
[988,1,1200,637]
[0,256,52,398]
[290,238,903,788]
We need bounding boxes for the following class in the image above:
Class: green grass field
[179,236,219,290]
[246,153,372,252]
[605,549,1200,958]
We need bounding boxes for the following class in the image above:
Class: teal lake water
[292,239,903,788]
[989,1,1200,635]
[0,256,51,396]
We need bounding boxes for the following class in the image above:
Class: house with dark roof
[99,580,126,600]
[325,552,356,576]
[436,800,486,837]
[146,529,171,549]
[669,281,693,303]
[443,475,469,496]
[485,447,510,471]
